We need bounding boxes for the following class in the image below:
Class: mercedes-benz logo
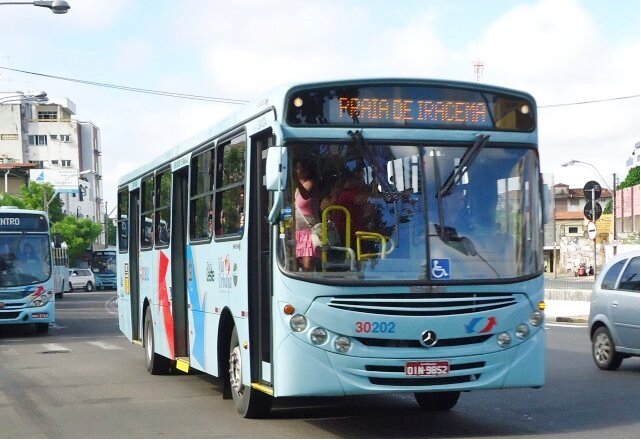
[420,330,438,347]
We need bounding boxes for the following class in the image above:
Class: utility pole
[104,201,108,247]
[613,173,618,256]
[592,187,597,278]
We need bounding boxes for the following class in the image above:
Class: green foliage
[0,192,27,208]
[604,199,612,214]
[618,166,639,189]
[107,220,117,247]
[0,182,64,222]
[52,217,103,265]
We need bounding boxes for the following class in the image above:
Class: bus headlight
[496,332,512,348]
[29,295,50,308]
[530,310,544,327]
[289,314,308,332]
[515,323,530,339]
[334,336,352,353]
[310,327,328,345]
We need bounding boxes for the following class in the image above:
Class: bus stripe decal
[158,251,174,358]
[186,246,205,366]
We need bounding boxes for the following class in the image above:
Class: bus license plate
[405,361,449,376]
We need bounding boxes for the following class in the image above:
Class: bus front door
[249,130,274,387]
[171,168,189,361]
[129,189,141,341]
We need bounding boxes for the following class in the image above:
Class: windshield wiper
[348,130,397,199]
[437,134,490,199]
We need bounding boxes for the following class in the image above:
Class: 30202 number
[355,321,396,333]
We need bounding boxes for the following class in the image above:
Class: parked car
[68,268,96,292]
[588,250,640,370]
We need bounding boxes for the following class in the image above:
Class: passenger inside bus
[293,159,320,271]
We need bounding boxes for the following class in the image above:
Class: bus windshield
[91,251,116,275]
[279,141,542,282]
[0,234,52,287]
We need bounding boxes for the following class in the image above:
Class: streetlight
[0,1,70,14]
[562,159,619,262]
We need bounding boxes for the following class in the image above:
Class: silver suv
[69,268,96,292]
[588,250,640,370]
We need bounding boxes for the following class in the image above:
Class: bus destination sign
[0,213,48,232]
[286,84,535,131]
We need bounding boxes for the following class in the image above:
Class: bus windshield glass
[0,234,52,287]
[91,251,116,275]
[279,142,542,282]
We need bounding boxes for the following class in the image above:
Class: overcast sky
[1,0,638,210]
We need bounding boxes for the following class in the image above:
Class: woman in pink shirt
[294,160,320,271]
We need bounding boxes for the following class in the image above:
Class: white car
[68,268,96,292]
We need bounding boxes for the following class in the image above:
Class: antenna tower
[472,59,484,82]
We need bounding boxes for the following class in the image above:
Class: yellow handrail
[355,231,395,260]
[320,205,351,269]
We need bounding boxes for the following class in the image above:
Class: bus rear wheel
[414,391,460,411]
[228,327,272,418]
[144,309,171,374]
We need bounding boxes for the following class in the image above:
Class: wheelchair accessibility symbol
[430,259,450,280]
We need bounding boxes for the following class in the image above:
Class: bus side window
[215,133,246,238]
[117,189,129,252]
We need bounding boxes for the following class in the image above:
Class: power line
[538,94,639,108]
[0,66,249,104]
[1,65,638,108]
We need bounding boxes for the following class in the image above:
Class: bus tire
[35,323,49,334]
[228,327,272,418]
[414,391,460,411]
[68,282,73,292]
[144,309,171,374]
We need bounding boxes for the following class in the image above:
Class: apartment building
[0,93,103,226]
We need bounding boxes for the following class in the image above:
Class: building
[552,183,612,274]
[0,92,103,239]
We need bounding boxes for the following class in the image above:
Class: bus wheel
[414,391,460,411]
[35,323,49,334]
[144,310,171,374]
[68,282,73,292]
[228,327,272,418]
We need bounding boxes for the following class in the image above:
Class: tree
[605,166,639,215]
[107,220,117,247]
[0,182,64,222]
[618,166,640,190]
[52,216,103,265]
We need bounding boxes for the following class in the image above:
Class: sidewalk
[544,299,590,324]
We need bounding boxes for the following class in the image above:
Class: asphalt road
[0,291,638,438]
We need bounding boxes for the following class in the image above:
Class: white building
[0,92,103,232]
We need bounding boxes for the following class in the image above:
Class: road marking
[50,322,66,329]
[41,343,71,353]
[0,348,20,356]
[86,341,122,350]
[546,323,587,329]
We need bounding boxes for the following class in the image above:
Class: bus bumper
[273,329,544,397]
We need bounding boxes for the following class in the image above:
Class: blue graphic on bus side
[430,258,450,280]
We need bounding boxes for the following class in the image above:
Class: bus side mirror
[265,146,288,191]
[541,174,554,225]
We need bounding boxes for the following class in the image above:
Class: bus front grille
[354,334,492,348]
[328,292,516,316]
[0,312,21,320]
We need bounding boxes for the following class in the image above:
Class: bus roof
[118,78,535,186]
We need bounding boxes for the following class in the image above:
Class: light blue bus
[0,207,55,333]
[91,247,117,290]
[117,79,547,418]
